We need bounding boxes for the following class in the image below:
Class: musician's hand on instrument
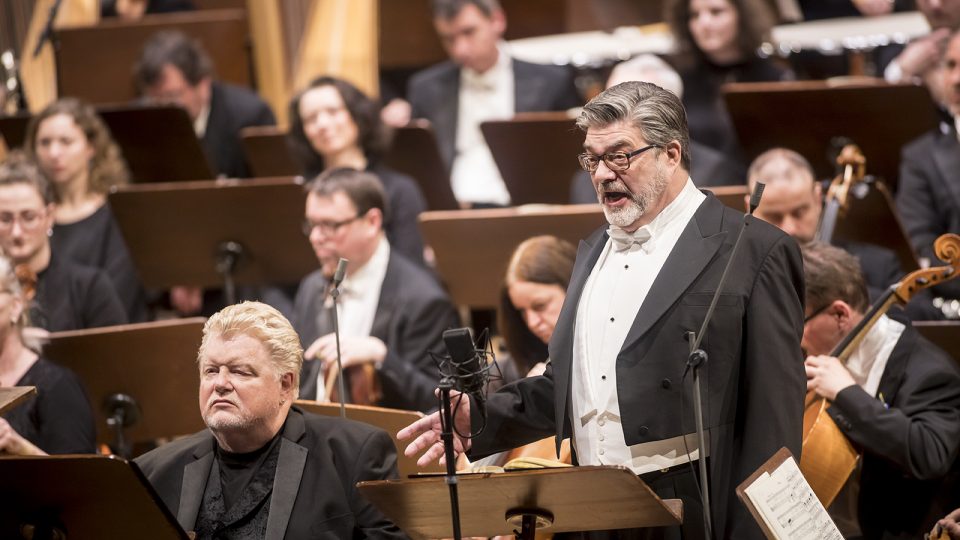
[305,334,387,369]
[397,389,473,468]
[932,507,960,539]
[380,98,412,128]
[895,28,951,81]
[804,355,856,401]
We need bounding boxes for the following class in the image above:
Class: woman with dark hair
[289,76,428,265]
[24,98,148,322]
[665,0,792,160]
[498,235,577,381]
[0,253,96,455]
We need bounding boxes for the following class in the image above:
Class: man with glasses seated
[800,241,960,538]
[291,168,460,413]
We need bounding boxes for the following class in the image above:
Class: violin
[323,361,381,406]
[800,233,960,506]
[815,144,866,244]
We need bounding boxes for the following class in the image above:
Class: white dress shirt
[572,179,706,475]
[450,42,514,206]
[315,237,390,400]
[845,313,904,399]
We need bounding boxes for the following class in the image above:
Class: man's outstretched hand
[397,389,473,468]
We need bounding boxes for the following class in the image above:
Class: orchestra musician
[801,241,960,538]
[135,301,407,539]
[400,81,806,539]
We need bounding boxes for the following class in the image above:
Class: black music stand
[240,126,300,178]
[107,178,317,303]
[915,321,960,364]
[0,455,188,539]
[830,178,918,270]
[0,105,214,182]
[481,113,584,206]
[358,466,682,539]
[44,319,206,457]
[724,81,938,190]
[419,205,605,308]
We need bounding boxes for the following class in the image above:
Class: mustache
[597,180,638,199]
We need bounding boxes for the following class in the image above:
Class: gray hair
[576,81,691,170]
[746,147,815,192]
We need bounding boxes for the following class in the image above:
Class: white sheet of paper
[744,457,842,540]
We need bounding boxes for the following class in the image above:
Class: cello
[800,233,960,506]
[815,143,867,244]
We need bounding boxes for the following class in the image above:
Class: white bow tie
[608,226,654,253]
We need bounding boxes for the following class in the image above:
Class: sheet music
[744,457,842,540]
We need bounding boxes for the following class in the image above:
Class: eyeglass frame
[301,214,362,237]
[0,209,49,233]
[577,144,660,173]
[803,302,833,324]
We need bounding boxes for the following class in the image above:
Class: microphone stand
[33,0,64,58]
[684,183,765,540]
[438,370,463,540]
[329,258,349,419]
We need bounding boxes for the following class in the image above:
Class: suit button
[661,379,671,389]
[638,426,649,436]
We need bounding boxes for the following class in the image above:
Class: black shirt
[2,357,96,454]
[216,425,284,511]
[34,253,128,332]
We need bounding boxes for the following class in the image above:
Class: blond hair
[199,301,304,392]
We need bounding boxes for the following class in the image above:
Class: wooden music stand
[481,113,584,206]
[0,455,188,539]
[107,178,317,292]
[419,205,606,308]
[294,400,442,478]
[0,387,36,416]
[240,122,458,210]
[55,9,251,105]
[915,321,960,366]
[832,179,918,270]
[358,465,682,539]
[44,319,206,453]
[0,105,214,182]
[724,81,939,190]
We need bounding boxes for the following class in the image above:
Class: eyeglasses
[577,144,660,173]
[803,303,832,324]
[0,210,45,232]
[301,215,360,237]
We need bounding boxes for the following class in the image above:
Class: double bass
[815,143,867,244]
[800,233,960,506]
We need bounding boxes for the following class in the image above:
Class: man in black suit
[898,29,960,318]
[135,301,407,539]
[134,30,275,179]
[401,81,806,539]
[403,0,581,206]
[292,168,459,412]
[801,242,960,538]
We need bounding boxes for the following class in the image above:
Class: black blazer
[828,320,960,539]
[407,58,582,173]
[897,126,960,300]
[134,408,408,539]
[202,81,276,178]
[293,250,460,412]
[472,193,806,539]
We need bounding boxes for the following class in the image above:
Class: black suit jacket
[135,408,407,539]
[293,250,460,412]
[828,320,960,538]
[202,81,276,178]
[407,58,581,173]
[472,193,806,539]
[897,126,960,300]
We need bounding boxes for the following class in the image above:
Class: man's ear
[490,8,507,36]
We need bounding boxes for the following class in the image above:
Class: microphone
[749,182,765,215]
[441,328,489,408]
[329,258,348,418]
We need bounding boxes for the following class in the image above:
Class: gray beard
[598,163,670,228]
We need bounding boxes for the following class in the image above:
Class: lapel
[433,66,460,169]
[875,323,912,407]
[932,130,960,219]
[178,437,216,531]
[512,60,545,113]
[265,409,309,540]
[618,196,727,353]
[370,254,399,343]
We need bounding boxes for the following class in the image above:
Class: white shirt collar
[193,102,211,138]
[461,41,512,87]
[606,177,702,246]
[339,235,390,298]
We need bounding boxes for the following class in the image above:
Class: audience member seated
[100,0,195,19]
[292,168,459,412]
[665,0,792,162]
[134,30,276,179]
[24,98,148,322]
[898,28,960,318]
[0,255,96,455]
[288,76,428,265]
[135,301,406,539]
[0,153,126,331]
[400,0,582,207]
[801,242,960,538]
[570,54,746,203]
[748,147,940,320]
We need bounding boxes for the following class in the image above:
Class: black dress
[51,204,148,322]
[33,253,128,332]
[2,357,96,454]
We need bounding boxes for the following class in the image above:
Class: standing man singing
[400,81,806,539]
